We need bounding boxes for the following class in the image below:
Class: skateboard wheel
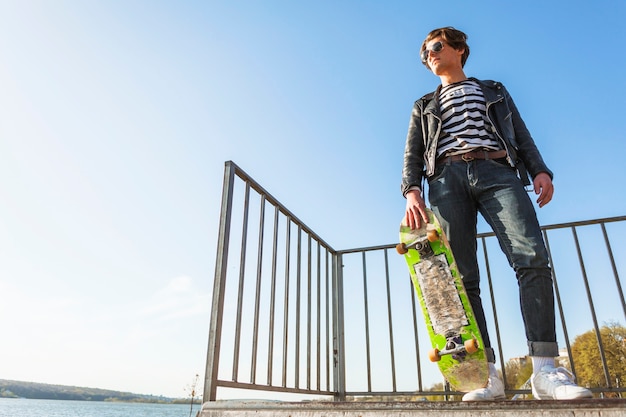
[428,348,441,362]
[426,229,439,242]
[464,338,479,354]
[396,243,408,255]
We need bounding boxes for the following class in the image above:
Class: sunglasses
[421,41,444,63]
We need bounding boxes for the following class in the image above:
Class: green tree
[504,357,533,390]
[571,322,626,392]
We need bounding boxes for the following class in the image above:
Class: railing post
[332,252,346,401]
[203,161,236,402]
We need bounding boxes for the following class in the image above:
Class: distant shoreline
[0,379,201,404]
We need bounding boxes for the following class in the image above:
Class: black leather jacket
[401,78,553,196]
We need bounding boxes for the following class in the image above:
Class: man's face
[422,37,464,75]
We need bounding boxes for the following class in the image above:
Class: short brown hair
[421,27,470,69]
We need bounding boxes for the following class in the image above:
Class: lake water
[0,398,197,417]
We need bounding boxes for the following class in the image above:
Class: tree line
[0,379,195,403]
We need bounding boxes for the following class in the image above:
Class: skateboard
[397,208,489,392]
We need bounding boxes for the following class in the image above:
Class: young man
[401,27,592,401]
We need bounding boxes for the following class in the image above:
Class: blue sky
[0,0,624,399]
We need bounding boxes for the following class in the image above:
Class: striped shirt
[437,79,500,157]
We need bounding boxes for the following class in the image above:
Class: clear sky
[0,0,624,399]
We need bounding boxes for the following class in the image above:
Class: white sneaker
[462,373,505,401]
[531,366,593,400]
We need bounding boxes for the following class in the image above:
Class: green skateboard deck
[397,208,489,392]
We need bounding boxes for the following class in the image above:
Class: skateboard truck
[428,337,479,362]
[396,228,439,256]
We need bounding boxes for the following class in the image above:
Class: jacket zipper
[485,95,515,167]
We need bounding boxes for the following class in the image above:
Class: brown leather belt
[438,149,507,164]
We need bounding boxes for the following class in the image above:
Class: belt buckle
[461,153,475,162]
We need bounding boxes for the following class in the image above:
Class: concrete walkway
[200,399,625,417]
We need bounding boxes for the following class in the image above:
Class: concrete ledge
[200,399,625,417]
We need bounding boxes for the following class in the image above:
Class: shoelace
[544,367,576,385]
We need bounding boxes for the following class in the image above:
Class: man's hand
[405,189,429,229]
[534,172,554,208]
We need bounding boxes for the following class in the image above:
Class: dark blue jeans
[428,159,558,362]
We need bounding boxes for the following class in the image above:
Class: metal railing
[203,161,626,401]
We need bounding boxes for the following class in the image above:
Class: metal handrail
[203,161,626,401]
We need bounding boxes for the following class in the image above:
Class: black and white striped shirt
[437,79,500,157]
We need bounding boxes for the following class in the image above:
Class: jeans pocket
[428,164,447,184]
[487,158,515,170]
